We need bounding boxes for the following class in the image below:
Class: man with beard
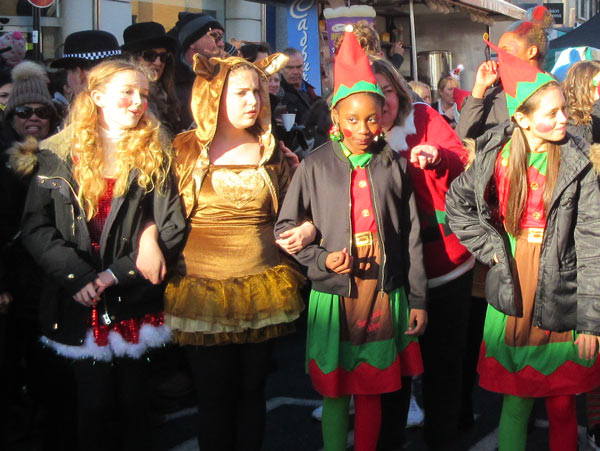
[122,22,181,133]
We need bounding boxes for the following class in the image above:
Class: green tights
[322,396,351,451]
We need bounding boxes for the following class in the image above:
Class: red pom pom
[532,5,547,22]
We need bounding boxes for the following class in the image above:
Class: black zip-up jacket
[455,85,509,140]
[566,100,600,145]
[274,141,427,309]
[446,122,600,335]
[14,130,187,345]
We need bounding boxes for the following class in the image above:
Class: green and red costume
[307,147,423,398]
[478,142,600,399]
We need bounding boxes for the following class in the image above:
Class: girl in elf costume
[275,28,428,451]
[446,40,600,451]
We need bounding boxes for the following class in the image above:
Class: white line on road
[266,396,323,412]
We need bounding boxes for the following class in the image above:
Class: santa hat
[484,38,555,117]
[331,25,384,108]
[453,87,470,111]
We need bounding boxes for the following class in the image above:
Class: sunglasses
[141,50,171,63]
[207,30,224,43]
[14,105,53,120]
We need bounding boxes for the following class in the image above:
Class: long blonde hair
[67,60,171,219]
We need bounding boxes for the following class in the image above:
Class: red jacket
[388,103,472,282]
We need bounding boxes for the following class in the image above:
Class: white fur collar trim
[387,109,417,152]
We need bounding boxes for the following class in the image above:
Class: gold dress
[165,135,304,346]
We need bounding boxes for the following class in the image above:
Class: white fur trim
[41,330,113,362]
[40,324,172,361]
[387,109,416,152]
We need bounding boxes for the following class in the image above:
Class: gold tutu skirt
[165,263,305,346]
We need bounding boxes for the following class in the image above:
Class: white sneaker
[312,405,323,421]
[406,395,424,428]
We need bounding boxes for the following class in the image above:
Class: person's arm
[400,161,428,311]
[274,161,331,272]
[21,175,97,297]
[591,100,600,144]
[574,159,600,337]
[445,160,496,266]
[455,61,499,140]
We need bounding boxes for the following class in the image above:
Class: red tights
[545,395,577,451]
[354,394,382,451]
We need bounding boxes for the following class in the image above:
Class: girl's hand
[325,248,353,274]
[137,223,167,285]
[405,308,428,336]
[94,271,116,297]
[410,145,440,169]
[0,292,13,313]
[575,334,599,360]
[280,142,300,174]
[276,221,317,254]
[73,282,99,307]
[472,60,499,98]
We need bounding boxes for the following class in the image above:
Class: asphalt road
[7,318,597,451]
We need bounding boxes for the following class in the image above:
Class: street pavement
[7,317,597,450]
[152,320,596,451]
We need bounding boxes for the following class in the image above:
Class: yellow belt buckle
[527,228,544,244]
[354,231,373,247]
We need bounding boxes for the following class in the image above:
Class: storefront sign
[287,0,321,96]
[545,3,564,24]
[27,0,55,7]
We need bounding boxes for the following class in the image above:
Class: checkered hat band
[63,49,121,60]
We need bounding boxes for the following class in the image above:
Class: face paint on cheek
[535,120,554,134]
[342,129,352,138]
[117,97,132,109]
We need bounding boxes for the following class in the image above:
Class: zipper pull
[102,312,112,325]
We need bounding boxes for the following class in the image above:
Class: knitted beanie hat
[5,60,55,118]
[176,12,223,50]
[331,25,384,108]
[0,32,27,68]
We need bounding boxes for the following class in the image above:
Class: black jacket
[15,130,187,345]
[446,122,600,335]
[280,77,319,126]
[455,85,509,140]
[274,141,427,309]
[566,100,600,145]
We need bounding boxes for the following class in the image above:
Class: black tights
[72,357,150,451]
[185,340,274,451]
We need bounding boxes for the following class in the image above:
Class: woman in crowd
[446,42,600,451]
[432,74,460,128]
[563,60,600,144]
[163,52,304,451]
[14,59,187,451]
[0,61,58,150]
[276,29,427,451]
[408,80,432,105]
[456,5,553,140]
[370,57,473,450]
[562,59,600,449]
[122,21,182,134]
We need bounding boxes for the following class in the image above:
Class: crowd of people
[0,5,600,451]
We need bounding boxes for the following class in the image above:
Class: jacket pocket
[485,263,517,316]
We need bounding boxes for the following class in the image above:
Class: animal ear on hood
[255,53,289,76]
[193,53,220,80]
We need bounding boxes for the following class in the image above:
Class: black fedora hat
[121,22,176,53]
[51,30,121,69]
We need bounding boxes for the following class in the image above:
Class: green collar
[340,141,373,169]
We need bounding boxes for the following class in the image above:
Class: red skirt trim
[309,341,423,397]
[478,342,600,397]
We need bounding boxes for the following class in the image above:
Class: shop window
[577,0,591,20]
[130,0,224,32]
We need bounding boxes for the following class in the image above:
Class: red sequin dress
[41,178,170,361]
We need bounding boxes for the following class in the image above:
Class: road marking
[266,396,322,412]
[170,438,198,451]
[468,427,498,451]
